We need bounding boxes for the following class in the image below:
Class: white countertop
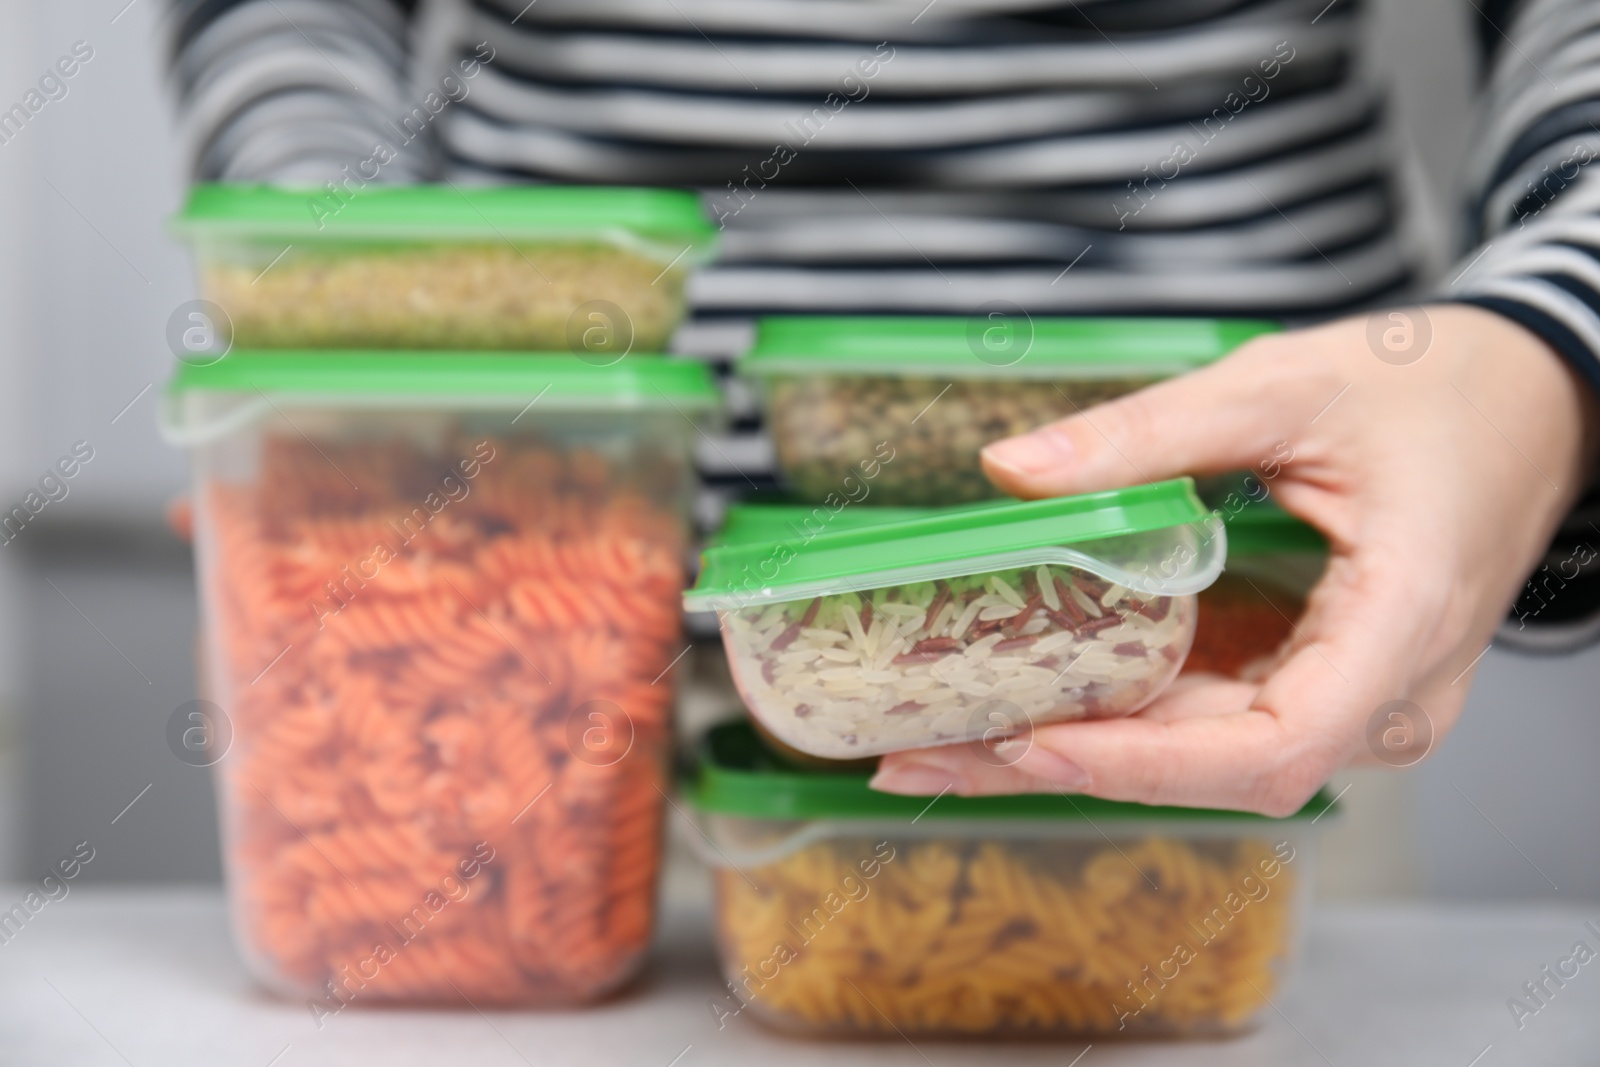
[1,888,1595,1066]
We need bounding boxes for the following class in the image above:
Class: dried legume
[203,242,688,351]
[765,374,1158,505]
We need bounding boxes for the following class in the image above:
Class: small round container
[741,316,1277,506]
[1185,505,1327,680]
[163,351,719,1006]
[171,184,716,351]
[684,479,1225,759]
[688,721,1336,1039]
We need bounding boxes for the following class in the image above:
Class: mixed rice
[723,564,1195,758]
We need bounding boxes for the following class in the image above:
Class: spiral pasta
[713,835,1299,1037]
[198,430,687,1007]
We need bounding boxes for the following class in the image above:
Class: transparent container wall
[718,562,1196,759]
[763,373,1159,506]
[188,400,695,1004]
[1185,552,1324,680]
[189,234,692,351]
[711,824,1314,1038]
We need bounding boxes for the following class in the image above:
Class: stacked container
[685,481,1227,760]
[690,721,1336,1038]
[166,176,1336,1025]
[171,183,715,352]
[740,315,1277,505]
[168,185,719,1005]
[678,310,1342,1041]
[164,353,718,1003]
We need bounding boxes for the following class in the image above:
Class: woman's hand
[870,305,1598,815]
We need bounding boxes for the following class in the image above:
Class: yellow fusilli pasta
[712,834,1300,1037]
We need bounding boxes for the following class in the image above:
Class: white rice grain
[843,605,868,647]
[1033,631,1077,655]
[990,575,1027,609]
[1038,566,1062,610]
[949,599,984,640]
[1112,659,1154,681]
[965,633,1004,659]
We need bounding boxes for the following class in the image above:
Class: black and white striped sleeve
[1449,0,1600,396]
[1448,0,1600,651]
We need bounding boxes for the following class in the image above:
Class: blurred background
[0,0,1594,903]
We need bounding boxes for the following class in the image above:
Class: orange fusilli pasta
[197,432,687,1007]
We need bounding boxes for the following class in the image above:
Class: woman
[873,0,1600,812]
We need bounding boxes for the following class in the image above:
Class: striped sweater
[1453,0,1600,650]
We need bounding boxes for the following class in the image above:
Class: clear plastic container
[162,351,719,1005]
[1185,505,1327,680]
[689,722,1335,1038]
[684,481,1225,759]
[171,184,715,351]
[742,316,1277,506]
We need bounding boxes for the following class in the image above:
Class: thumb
[980,341,1334,498]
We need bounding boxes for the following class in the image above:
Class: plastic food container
[742,316,1277,506]
[1185,506,1327,679]
[171,184,715,351]
[689,722,1335,1038]
[684,480,1225,759]
[162,351,719,1005]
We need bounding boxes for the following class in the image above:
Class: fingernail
[870,760,968,796]
[988,739,1031,766]
[1020,746,1092,791]
[982,428,1073,476]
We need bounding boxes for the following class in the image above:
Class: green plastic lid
[162,351,720,446]
[688,721,1335,822]
[711,500,1327,556]
[743,316,1279,378]
[715,502,1320,555]
[685,478,1223,612]
[710,502,924,550]
[1220,504,1326,555]
[171,183,717,248]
